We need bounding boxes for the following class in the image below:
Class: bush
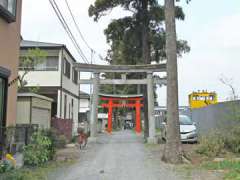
[23,132,52,166]
[224,127,240,153]
[196,131,225,157]
[196,127,240,157]
[71,135,78,143]
[0,161,14,174]
[43,128,67,149]
[56,135,67,149]
[0,170,25,180]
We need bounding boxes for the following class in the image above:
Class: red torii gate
[100,95,143,134]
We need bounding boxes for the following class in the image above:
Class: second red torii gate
[100,95,143,134]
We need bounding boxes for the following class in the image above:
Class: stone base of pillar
[88,137,97,143]
[147,137,157,144]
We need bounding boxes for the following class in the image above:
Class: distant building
[79,90,90,122]
[19,40,79,134]
[189,91,218,109]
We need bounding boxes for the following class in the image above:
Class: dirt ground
[48,131,223,180]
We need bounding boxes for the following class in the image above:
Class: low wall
[51,118,73,140]
[188,100,240,135]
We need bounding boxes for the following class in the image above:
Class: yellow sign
[189,91,218,109]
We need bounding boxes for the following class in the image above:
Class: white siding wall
[61,50,79,96]
[60,49,79,135]
[57,90,61,117]
[19,49,61,87]
[79,98,90,113]
[19,71,61,87]
[60,91,79,135]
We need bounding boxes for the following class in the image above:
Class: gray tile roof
[21,40,64,48]
[20,40,77,62]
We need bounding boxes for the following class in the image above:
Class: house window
[63,59,71,79]
[72,68,78,84]
[19,56,59,71]
[0,0,17,23]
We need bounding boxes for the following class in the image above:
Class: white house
[19,40,80,134]
[79,90,90,121]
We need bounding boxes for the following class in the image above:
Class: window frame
[63,59,71,79]
[72,68,78,84]
[0,0,17,23]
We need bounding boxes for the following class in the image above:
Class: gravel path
[48,130,187,180]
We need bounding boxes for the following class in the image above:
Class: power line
[49,0,89,64]
[63,0,106,64]
[64,0,93,51]
[51,0,89,63]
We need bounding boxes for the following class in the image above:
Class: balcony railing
[19,66,58,71]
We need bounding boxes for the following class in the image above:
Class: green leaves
[89,0,190,95]
[18,48,47,89]
[89,0,124,21]
[23,132,53,167]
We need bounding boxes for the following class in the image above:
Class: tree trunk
[141,0,150,139]
[162,0,182,164]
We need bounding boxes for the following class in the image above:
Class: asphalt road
[48,130,185,180]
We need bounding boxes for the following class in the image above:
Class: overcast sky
[21,0,240,106]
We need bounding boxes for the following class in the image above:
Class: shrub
[71,135,78,143]
[224,126,240,153]
[43,128,67,149]
[196,131,225,157]
[0,161,14,174]
[0,170,25,180]
[56,135,67,149]
[23,132,52,166]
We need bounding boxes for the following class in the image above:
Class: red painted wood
[101,103,143,108]
[101,97,143,101]
[108,100,113,133]
[135,100,141,133]
[100,96,144,134]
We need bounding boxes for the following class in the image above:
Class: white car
[160,115,198,143]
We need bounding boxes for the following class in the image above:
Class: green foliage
[0,161,75,180]
[89,0,190,99]
[203,161,240,180]
[224,127,240,154]
[23,132,53,166]
[196,131,225,157]
[19,48,47,90]
[197,127,240,157]
[20,48,48,70]
[28,86,40,94]
[0,161,14,174]
[43,128,67,149]
[56,135,67,149]
[0,169,25,180]
[89,0,189,65]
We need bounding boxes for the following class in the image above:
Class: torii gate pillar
[147,72,156,143]
[135,100,141,134]
[107,100,113,133]
[89,72,100,140]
